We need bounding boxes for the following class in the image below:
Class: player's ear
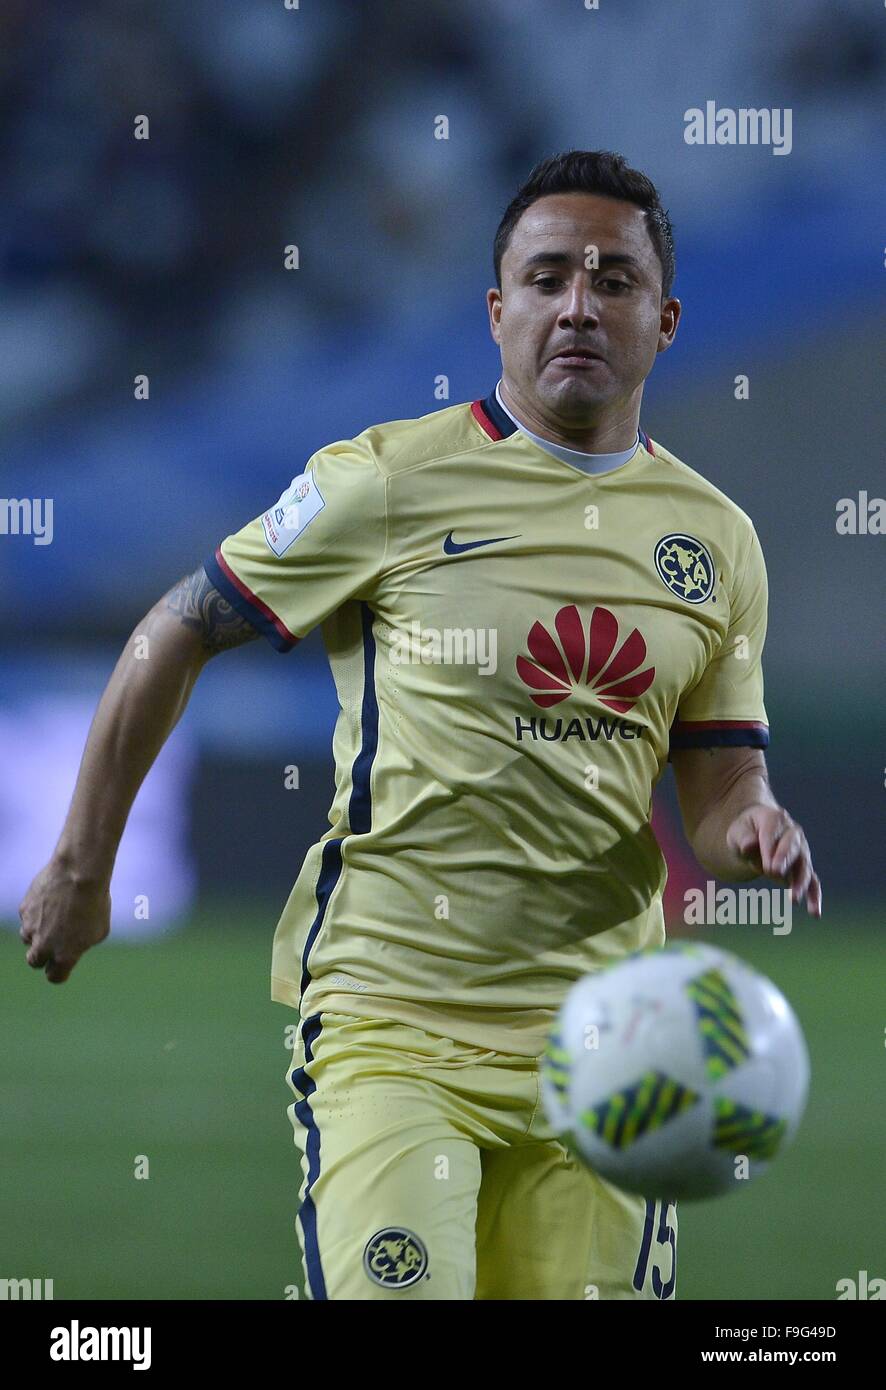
[657,296,681,353]
[486,287,502,344]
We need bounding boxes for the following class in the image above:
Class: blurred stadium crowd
[0,0,883,431]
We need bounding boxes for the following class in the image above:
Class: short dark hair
[493,150,676,298]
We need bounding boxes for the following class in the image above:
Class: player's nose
[557,279,600,329]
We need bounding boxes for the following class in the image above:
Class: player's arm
[21,439,386,983]
[18,569,259,983]
[670,745,822,915]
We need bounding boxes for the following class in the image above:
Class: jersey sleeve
[203,438,387,652]
[669,521,770,750]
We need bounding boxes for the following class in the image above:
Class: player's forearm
[54,604,208,886]
[688,763,779,880]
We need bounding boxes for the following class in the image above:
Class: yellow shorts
[285,1012,677,1300]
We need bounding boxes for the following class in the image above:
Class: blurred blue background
[1,0,883,921]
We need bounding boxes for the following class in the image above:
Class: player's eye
[533,277,562,290]
[601,278,631,292]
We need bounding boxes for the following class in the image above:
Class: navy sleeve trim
[203,548,299,653]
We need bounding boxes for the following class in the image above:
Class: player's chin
[541,372,611,411]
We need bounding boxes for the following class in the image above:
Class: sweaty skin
[487,191,680,453]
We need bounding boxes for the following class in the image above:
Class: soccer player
[20,150,821,1301]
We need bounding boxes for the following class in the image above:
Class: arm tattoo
[165,568,261,656]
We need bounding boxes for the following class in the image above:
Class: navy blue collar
[479,387,519,438]
[473,387,655,457]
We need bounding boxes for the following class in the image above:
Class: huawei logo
[516,604,655,712]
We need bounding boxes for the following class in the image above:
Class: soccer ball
[541,942,810,1201]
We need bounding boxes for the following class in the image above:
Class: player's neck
[498,378,641,455]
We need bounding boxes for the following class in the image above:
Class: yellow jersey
[204,388,769,1054]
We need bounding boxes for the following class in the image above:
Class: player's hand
[18,858,111,983]
[726,804,822,916]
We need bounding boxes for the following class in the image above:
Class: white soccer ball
[541,942,810,1201]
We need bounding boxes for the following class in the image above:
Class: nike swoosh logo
[442,530,521,555]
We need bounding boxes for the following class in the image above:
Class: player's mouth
[549,347,606,368]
